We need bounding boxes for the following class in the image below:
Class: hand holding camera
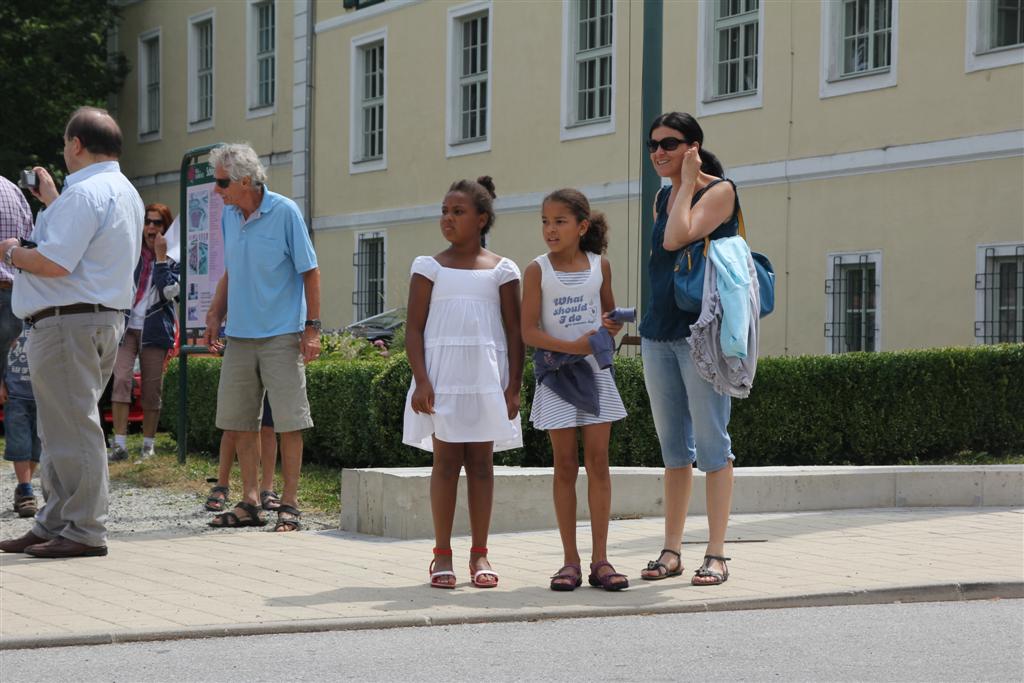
[19,166,59,207]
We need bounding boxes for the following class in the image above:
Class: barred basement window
[353,233,385,321]
[976,245,1023,343]
[825,253,880,354]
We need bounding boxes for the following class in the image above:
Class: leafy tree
[0,0,129,191]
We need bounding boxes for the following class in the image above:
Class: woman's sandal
[260,490,282,511]
[642,548,683,581]
[692,554,731,585]
[208,501,266,528]
[429,548,456,589]
[549,563,583,591]
[273,505,302,532]
[204,482,229,512]
[469,546,499,588]
[588,560,629,591]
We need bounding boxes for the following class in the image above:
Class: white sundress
[529,252,627,430]
[402,255,524,452]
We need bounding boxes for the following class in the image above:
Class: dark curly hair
[447,175,497,235]
[542,188,609,255]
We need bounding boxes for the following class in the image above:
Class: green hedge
[163,344,1023,467]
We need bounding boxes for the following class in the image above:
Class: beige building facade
[113,0,1024,356]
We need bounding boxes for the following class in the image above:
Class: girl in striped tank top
[521,188,629,592]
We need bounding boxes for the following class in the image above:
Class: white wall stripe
[312,129,1024,232]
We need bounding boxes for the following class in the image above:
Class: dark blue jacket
[123,258,179,349]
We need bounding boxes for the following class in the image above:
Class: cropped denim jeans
[641,337,734,473]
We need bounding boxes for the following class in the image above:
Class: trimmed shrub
[164,344,1023,467]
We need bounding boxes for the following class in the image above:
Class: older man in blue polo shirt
[0,107,143,558]
[202,143,320,532]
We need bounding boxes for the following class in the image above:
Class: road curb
[3,580,1020,651]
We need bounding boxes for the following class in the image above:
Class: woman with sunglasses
[109,203,179,461]
[638,112,739,586]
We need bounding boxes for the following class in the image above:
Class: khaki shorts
[215,333,313,433]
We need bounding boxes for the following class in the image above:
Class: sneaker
[140,444,155,460]
[108,443,129,462]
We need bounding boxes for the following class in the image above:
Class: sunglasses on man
[214,177,232,189]
[646,137,690,153]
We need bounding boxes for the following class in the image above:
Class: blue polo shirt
[221,188,317,339]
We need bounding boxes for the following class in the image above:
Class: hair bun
[476,175,496,198]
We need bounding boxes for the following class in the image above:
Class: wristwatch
[3,245,15,268]
[304,319,322,332]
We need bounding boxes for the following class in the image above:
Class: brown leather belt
[25,303,123,325]
[0,281,12,290]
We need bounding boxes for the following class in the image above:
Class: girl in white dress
[403,176,524,589]
[521,188,629,592]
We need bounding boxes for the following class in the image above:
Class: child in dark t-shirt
[1,327,41,517]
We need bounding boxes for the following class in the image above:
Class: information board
[182,161,226,333]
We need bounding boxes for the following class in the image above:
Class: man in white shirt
[0,107,143,558]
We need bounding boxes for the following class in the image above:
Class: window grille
[839,0,892,76]
[360,42,384,161]
[825,255,879,353]
[573,0,613,123]
[713,0,759,98]
[353,234,385,320]
[976,245,1024,343]
[255,1,275,108]
[457,13,488,142]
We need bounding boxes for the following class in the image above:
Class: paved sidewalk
[1,507,1021,649]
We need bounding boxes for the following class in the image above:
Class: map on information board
[183,161,226,333]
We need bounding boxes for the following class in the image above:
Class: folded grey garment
[608,307,636,323]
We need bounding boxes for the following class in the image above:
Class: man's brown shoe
[0,531,48,553]
[24,537,108,558]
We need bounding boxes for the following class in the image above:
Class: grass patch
[898,450,1024,466]
[106,433,341,514]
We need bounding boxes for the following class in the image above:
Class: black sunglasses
[214,177,232,188]
[144,218,165,226]
[646,137,689,153]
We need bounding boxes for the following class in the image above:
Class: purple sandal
[550,563,583,591]
[588,560,629,591]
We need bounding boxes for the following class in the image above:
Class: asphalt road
[4,599,1022,682]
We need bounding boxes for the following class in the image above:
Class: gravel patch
[0,464,337,539]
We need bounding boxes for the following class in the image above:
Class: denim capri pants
[3,396,41,463]
[641,337,735,473]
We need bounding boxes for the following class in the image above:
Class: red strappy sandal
[469,546,499,588]
[429,547,456,589]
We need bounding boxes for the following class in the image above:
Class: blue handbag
[673,203,775,317]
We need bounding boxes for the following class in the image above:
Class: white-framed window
[137,29,161,139]
[349,29,387,174]
[825,251,882,354]
[560,0,616,141]
[247,0,276,115]
[446,1,492,158]
[353,231,386,321]
[697,0,764,116]
[820,0,899,99]
[975,243,1024,344]
[966,0,1024,72]
[188,11,215,131]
